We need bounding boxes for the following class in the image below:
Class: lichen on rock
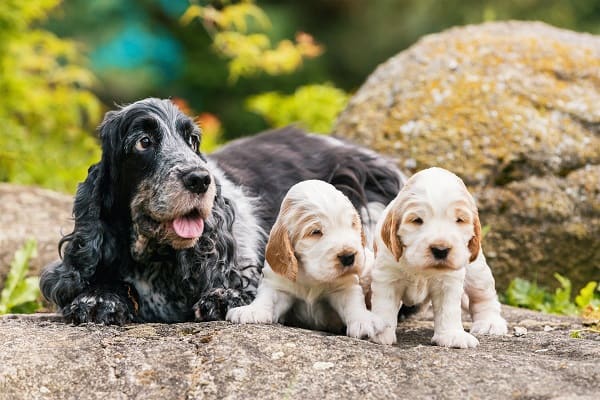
[335,21,600,289]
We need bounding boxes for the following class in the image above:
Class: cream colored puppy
[370,167,507,348]
[227,180,386,338]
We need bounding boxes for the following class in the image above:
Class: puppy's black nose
[431,246,450,260]
[182,170,211,194]
[338,252,356,267]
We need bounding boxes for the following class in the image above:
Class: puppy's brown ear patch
[468,213,482,263]
[352,213,367,248]
[265,221,298,281]
[381,210,403,261]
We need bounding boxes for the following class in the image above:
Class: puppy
[370,167,507,348]
[227,180,386,338]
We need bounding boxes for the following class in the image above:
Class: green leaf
[0,239,41,315]
[247,84,349,133]
[575,281,598,308]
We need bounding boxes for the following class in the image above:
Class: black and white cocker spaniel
[40,98,402,324]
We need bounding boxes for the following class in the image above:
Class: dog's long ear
[468,212,482,263]
[380,209,403,261]
[41,110,124,308]
[265,220,298,281]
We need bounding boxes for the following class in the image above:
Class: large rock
[0,307,598,399]
[334,21,600,289]
[0,184,73,290]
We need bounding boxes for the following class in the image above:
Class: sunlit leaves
[0,0,101,193]
[182,0,323,82]
[181,2,270,32]
[247,84,349,133]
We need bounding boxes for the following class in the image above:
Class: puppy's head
[96,98,217,252]
[380,167,481,271]
[265,180,367,283]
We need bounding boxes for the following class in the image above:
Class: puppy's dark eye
[411,217,423,225]
[456,217,466,224]
[135,136,153,152]
[310,229,323,237]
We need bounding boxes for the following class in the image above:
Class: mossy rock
[334,21,600,290]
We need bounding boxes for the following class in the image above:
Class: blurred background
[2,0,600,193]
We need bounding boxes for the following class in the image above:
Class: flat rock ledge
[0,307,598,400]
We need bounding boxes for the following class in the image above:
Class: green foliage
[182,0,322,83]
[0,0,101,193]
[504,273,600,316]
[246,84,349,133]
[0,239,41,315]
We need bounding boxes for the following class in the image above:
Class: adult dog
[40,98,401,324]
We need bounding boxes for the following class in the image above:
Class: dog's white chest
[400,273,430,306]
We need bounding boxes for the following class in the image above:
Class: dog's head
[265,180,367,283]
[380,167,481,271]
[73,98,217,255]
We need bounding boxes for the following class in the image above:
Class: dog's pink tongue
[173,216,204,239]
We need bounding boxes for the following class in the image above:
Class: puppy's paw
[432,330,479,349]
[471,315,508,335]
[226,305,274,324]
[65,292,134,325]
[194,288,246,322]
[370,326,397,345]
[346,311,387,339]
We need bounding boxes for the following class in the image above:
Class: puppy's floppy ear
[361,226,367,249]
[354,213,367,248]
[468,212,482,263]
[265,220,298,281]
[381,209,403,261]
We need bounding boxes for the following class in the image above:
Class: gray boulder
[334,21,600,289]
[0,184,73,291]
[0,307,598,399]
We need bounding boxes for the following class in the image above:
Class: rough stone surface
[0,307,598,399]
[0,184,73,291]
[334,21,600,289]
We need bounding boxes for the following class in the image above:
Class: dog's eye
[411,217,423,225]
[135,136,153,152]
[188,135,199,151]
[456,217,466,224]
[310,229,323,237]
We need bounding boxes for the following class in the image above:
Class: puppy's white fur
[370,167,507,348]
[227,180,385,338]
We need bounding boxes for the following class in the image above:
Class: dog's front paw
[226,305,274,324]
[194,288,246,322]
[65,292,134,325]
[470,315,508,335]
[432,330,479,348]
[346,312,387,339]
[370,326,397,345]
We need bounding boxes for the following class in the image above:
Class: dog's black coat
[212,130,402,232]
[40,98,402,324]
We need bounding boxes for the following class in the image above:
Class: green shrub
[503,273,600,316]
[0,239,41,315]
[246,84,349,133]
[0,0,101,193]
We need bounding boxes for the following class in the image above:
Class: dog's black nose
[338,252,356,267]
[430,246,450,260]
[182,170,211,194]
